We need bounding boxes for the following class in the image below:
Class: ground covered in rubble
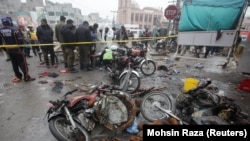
[0,50,249,141]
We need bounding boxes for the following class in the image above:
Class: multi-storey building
[0,0,84,28]
[117,0,163,30]
[45,0,84,29]
[0,0,43,18]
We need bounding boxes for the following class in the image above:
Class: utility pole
[111,10,117,27]
[174,0,181,34]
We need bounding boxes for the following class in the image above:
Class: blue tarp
[179,0,247,31]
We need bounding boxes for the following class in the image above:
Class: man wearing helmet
[0,17,36,82]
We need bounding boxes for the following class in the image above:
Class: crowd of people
[0,15,135,83]
[0,13,156,82]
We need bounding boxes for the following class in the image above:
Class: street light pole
[111,10,116,26]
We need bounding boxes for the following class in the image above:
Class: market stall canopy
[179,0,247,31]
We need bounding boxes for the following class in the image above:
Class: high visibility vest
[103,48,113,60]
[30,32,38,40]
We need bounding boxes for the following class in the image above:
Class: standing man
[116,25,128,46]
[75,21,92,71]
[19,24,32,58]
[27,25,40,57]
[0,17,35,82]
[36,18,56,68]
[89,23,99,67]
[55,16,67,67]
[61,19,78,73]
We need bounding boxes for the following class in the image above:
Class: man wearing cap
[0,17,36,82]
[55,16,67,67]
[61,19,78,73]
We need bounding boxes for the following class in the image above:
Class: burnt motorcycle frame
[140,79,248,124]
[106,46,141,94]
[140,79,221,123]
[45,83,136,141]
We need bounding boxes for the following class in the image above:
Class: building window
[153,16,158,25]
[70,13,74,17]
[63,12,68,16]
[56,12,61,16]
[149,15,152,22]
[144,14,148,22]
[50,20,56,24]
[131,13,134,22]
[140,14,143,22]
[135,13,139,22]
[48,12,55,16]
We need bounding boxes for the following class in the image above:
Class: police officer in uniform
[61,19,78,73]
[0,17,35,82]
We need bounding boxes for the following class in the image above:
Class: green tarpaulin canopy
[179,0,247,31]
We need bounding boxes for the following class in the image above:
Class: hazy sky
[47,0,175,19]
[47,0,250,19]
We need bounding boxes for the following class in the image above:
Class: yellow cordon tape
[0,35,177,48]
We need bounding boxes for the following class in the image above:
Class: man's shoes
[6,58,11,61]
[12,77,22,83]
[86,67,93,71]
[69,68,78,73]
[24,77,36,82]
[80,66,85,71]
[52,64,58,68]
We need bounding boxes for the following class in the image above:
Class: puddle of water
[0,93,5,96]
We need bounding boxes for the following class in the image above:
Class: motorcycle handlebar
[49,100,57,105]
[64,89,78,98]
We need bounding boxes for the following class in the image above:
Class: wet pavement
[0,49,249,141]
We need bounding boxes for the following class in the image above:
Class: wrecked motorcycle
[140,79,248,124]
[107,46,141,93]
[130,43,156,76]
[45,82,136,141]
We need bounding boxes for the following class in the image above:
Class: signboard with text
[164,5,178,20]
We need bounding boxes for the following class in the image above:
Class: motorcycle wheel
[140,60,156,76]
[49,116,90,141]
[140,92,173,122]
[119,72,140,94]
[168,40,177,53]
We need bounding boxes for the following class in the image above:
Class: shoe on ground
[69,69,78,73]
[12,77,22,83]
[24,77,36,82]
[52,64,58,68]
[6,58,11,61]
[86,66,93,71]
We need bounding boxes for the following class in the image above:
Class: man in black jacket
[75,21,93,71]
[61,19,77,73]
[36,18,55,68]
